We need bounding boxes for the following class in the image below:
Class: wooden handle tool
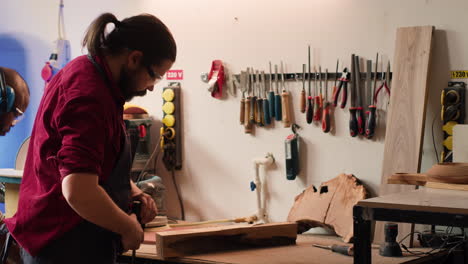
[300,64,306,113]
[244,68,253,133]
[280,61,291,127]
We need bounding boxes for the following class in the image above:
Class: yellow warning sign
[451,71,468,79]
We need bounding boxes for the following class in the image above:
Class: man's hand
[133,192,157,224]
[121,214,144,251]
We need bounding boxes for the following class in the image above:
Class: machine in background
[124,104,167,216]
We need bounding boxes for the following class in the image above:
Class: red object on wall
[207,60,225,99]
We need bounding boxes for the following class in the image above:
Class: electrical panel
[441,82,465,162]
[161,82,182,171]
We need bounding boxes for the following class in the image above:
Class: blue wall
[0,34,49,168]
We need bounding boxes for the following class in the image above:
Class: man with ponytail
[1,12,176,263]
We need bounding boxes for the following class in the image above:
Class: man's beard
[119,68,147,102]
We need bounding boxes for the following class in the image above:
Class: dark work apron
[0,55,134,264]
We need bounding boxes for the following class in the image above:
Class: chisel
[306,46,313,124]
[244,68,253,133]
[280,61,291,127]
[274,64,282,121]
[268,62,275,119]
[300,64,306,113]
[312,244,354,256]
[239,71,246,125]
[262,71,271,125]
[256,70,264,126]
[250,69,257,125]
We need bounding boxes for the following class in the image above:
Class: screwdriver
[300,64,306,113]
[249,68,257,125]
[365,53,378,139]
[313,67,321,122]
[312,244,354,256]
[268,62,275,119]
[332,60,339,101]
[274,64,282,121]
[280,61,291,127]
[306,46,314,124]
[262,71,271,125]
[322,69,331,133]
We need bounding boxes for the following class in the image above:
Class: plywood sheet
[375,26,434,244]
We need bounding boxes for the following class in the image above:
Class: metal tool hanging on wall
[244,68,253,133]
[306,46,314,124]
[322,69,331,133]
[274,64,282,122]
[281,62,292,127]
[300,64,306,113]
[365,54,378,139]
[230,47,393,136]
[262,71,271,125]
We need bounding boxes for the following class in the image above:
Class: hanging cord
[136,131,185,220]
[136,134,163,183]
[58,0,66,40]
[431,114,440,163]
[171,167,185,220]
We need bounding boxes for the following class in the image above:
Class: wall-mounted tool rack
[233,72,391,82]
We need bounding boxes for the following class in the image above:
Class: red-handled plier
[332,68,349,108]
[374,61,391,104]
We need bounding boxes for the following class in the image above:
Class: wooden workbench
[120,233,440,264]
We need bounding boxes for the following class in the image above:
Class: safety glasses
[12,107,24,125]
[146,66,164,84]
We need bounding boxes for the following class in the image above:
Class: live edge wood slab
[152,222,297,258]
[287,174,368,242]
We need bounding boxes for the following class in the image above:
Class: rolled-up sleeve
[56,95,107,180]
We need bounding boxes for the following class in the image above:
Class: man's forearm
[62,173,134,236]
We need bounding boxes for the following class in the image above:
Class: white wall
[1,0,463,222]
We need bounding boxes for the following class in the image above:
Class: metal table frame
[353,203,468,264]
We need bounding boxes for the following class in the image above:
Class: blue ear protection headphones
[0,69,15,114]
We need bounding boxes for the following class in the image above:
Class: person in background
[0,67,29,136]
[1,12,176,263]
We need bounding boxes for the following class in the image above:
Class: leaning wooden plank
[155,222,297,258]
[375,25,434,244]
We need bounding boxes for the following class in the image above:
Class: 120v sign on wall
[166,70,184,80]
